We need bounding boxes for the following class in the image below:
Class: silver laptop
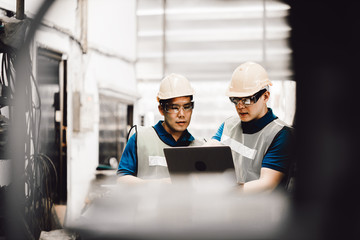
[163,145,235,175]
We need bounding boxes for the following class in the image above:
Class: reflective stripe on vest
[221,115,287,184]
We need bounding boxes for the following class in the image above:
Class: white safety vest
[221,115,288,184]
[136,126,203,179]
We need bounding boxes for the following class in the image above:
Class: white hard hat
[157,73,195,101]
[226,62,272,97]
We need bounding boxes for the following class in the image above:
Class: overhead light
[137,3,290,17]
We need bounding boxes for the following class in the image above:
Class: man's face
[159,96,193,137]
[234,91,269,122]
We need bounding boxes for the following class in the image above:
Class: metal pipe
[162,0,167,78]
[79,0,88,53]
[262,0,267,68]
[16,0,25,20]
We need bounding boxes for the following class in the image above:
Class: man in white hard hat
[209,62,293,193]
[117,73,202,183]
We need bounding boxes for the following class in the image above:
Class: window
[98,95,133,168]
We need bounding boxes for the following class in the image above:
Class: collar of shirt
[153,120,195,146]
[242,108,278,134]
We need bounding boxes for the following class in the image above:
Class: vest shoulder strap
[126,125,137,143]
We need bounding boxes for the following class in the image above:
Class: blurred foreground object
[71,173,290,240]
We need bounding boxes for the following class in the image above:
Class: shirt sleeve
[117,133,137,176]
[211,122,225,141]
[261,126,293,173]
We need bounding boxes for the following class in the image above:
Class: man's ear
[158,104,164,116]
[263,91,270,103]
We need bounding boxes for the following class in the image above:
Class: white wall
[88,0,137,93]
[88,0,137,61]
[29,0,97,224]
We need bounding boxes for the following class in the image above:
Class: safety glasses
[230,89,267,107]
[162,101,194,113]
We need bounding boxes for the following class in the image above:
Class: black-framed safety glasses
[229,88,267,107]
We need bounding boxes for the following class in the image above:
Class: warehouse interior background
[0,0,359,239]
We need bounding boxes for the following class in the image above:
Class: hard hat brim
[157,91,195,100]
[157,92,195,101]
[226,81,272,98]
